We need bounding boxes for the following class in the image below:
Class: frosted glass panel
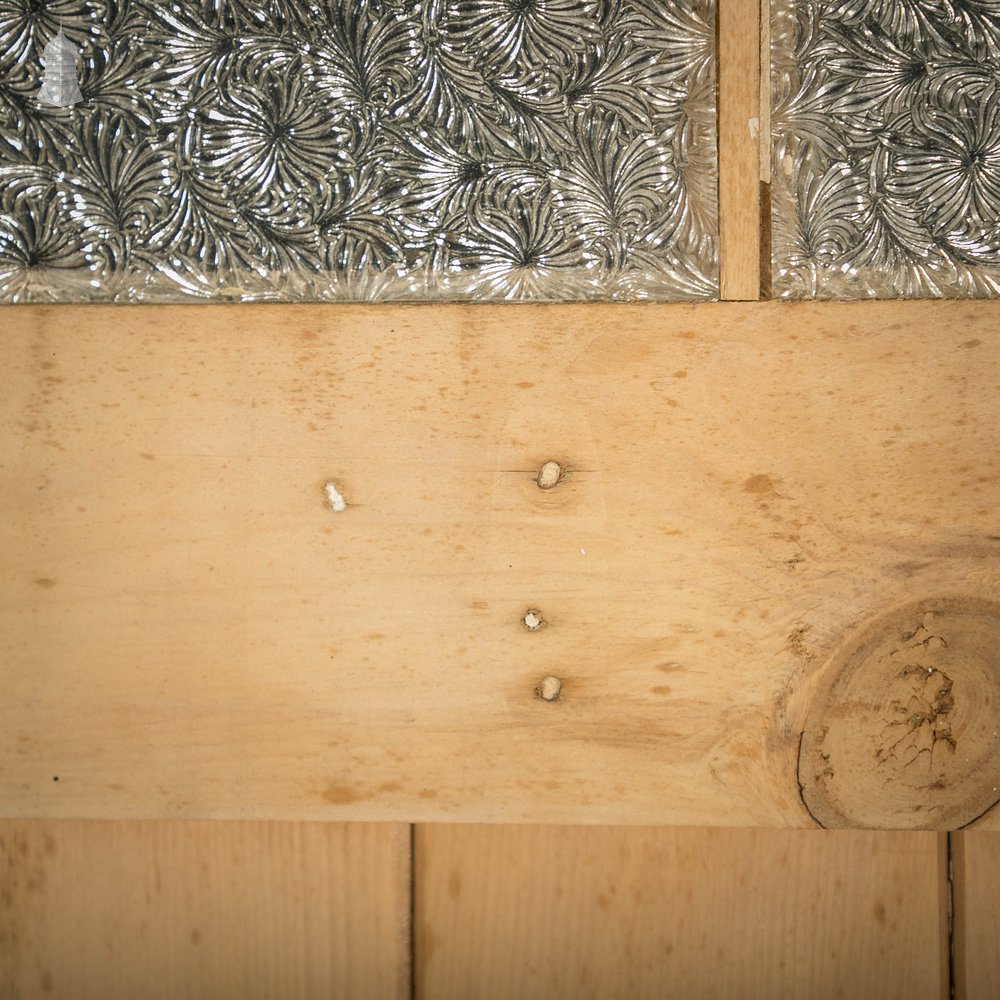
[772,0,1000,299]
[0,0,717,303]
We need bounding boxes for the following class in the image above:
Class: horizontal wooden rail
[2,302,998,829]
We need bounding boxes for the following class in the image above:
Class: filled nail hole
[522,609,547,631]
[535,676,562,701]
[324,481,346,512]
[536,461,563,490]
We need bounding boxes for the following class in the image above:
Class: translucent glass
[772,0,1000,299]
[0,0,718,303]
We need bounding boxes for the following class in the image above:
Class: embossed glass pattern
[0,0,717,303]
[772,0,1000,298]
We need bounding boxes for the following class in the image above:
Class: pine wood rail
[3,300,997,830]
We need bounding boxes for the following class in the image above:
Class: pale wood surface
[0,819,410,1000]
[2,302,998,829]
[4,5,993,992]
[719,0,763,299]
[415,824,947,1000]
[954,832,1000,999]
[759,0,772,186]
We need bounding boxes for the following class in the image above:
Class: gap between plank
[947,831,956,1000]
[758,0,772,298]
[947,831,968,1000]
[409,823,418,1000]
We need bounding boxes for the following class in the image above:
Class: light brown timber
[1,302,998,830]
[719,0,764,299]
[953,831,1000,998]
[415,824,947,1000]
[0,819,411,1000]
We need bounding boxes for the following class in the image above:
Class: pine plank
[2,302,998,828]
[719,0,763,299]
[954,832,1000,999]
[0,819,410,1000]
[415,824,946,1000]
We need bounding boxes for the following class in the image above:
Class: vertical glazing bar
[718,0,764,300]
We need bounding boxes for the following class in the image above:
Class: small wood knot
[535,676,562,701]
[536,461,563,490]
[522,609,547,631]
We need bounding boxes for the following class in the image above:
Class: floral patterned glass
[0,0,717,303]
[772,0,1000,299]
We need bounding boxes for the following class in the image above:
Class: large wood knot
[799,598,1000,830]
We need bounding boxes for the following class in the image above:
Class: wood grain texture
[719,0,763,299]
[954,832,1000,999]
[415,824,947,1000]
[799,599,1000,830]
[759,0,771,185]
[0,819,410,1000]
[2,302,998,828]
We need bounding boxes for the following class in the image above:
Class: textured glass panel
[0,0,717,303]
[772,0,1000,299]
